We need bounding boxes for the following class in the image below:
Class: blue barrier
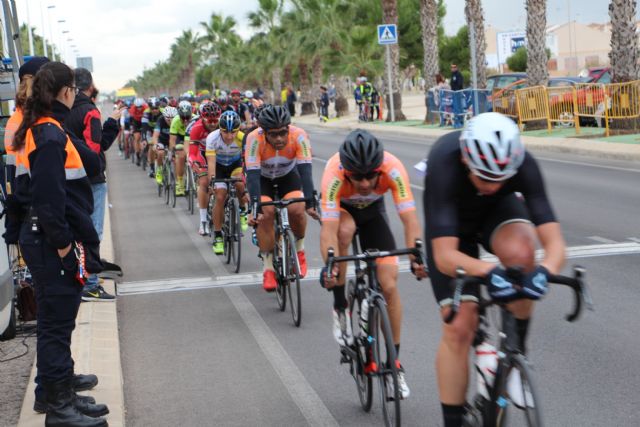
[437,89,491,128]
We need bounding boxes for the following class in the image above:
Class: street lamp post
[47,5,55,60]
[58,20,66,63]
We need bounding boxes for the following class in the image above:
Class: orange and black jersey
[9,101,98,249]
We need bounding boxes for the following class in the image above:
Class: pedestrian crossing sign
[377,24,398,45]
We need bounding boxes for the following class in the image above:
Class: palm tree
[169,30,202,94]
[464,0,487,88]
[200,13,238,62]
[381,0,406,121]
[420,0,440,121]
[525,0,548,86]
[608,0,639,82]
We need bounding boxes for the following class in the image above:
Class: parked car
[548,77,589,87]
[589,67,611,84]
[485,73,527,93]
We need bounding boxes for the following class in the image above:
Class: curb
[17,196,126,427]
[293,116,640,162]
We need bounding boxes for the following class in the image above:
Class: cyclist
[153,106,178,185]
[229,89,252,127]
[169,101,193,196]
[142,97,163,177]
[129,97,147,166]
[216,93,233,112]
[206,111,248,254]
[245,105,318,291]
[423,112,565,427]
[319,129,427,399]
[119,101,131,157]
[188,102,222,235]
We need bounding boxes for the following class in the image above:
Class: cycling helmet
[460,112,525,181]
[230,89,241,96]
[219,111,241,132]
[168,98,178,107]
[148,97,160,109]
[178,100,192,119]
[200,102,222,120]
[134,97,144,108]
[216,95,228,106]
[254,103,272,120]
[257,105,290,130]
[245,90,254,99]
[162,106,178,119]
[159,96,169,107]
[339,129,384,174]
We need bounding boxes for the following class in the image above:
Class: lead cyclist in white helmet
[422,112,566,427]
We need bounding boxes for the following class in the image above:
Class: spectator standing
[65,68,121,302]
[286,86,297,116]
[319,86,329,121]
[11,61,108,427]
[450,63,464,91]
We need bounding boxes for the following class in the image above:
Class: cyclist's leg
[175,143,186,193]
[133,128,141,156]
[231,167,246,209]
[332,209,356,307]
[256,176,277,254]
[213,186,227,233]
[155,144,166,182]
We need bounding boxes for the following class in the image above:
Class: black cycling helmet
[258,105,290,130]
[339,129,384,174]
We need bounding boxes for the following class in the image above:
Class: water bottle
[251,228,258,246]
[475,341,498,399]
[359,298,369,335]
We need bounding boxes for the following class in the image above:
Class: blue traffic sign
[377,24,398,45]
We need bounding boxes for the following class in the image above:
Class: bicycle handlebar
[325,239,427,281]
[444,266,594,324]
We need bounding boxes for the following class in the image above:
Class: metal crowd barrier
[515,86,551,131]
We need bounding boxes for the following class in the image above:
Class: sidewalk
[17,201,125,427]
[292,92,640,162]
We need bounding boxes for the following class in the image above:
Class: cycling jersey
[141,108,162,134]
[205,129,245,166]
[154,117,171,146]
[170,116,189,145]
[128,105,146,122]
[187,118,211,148]
[320,151,416,222]
[244,126,312,179]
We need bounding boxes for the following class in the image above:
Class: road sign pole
[386,44,395,122]
[469,23,479,116]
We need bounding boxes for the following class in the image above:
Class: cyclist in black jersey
[423,112,566,427]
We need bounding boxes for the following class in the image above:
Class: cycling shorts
[426,192,532,307]
[213,159,243,190]
[342,199,397,266]
[130,119,143,133]
[155,142,168,151]
[259,169,303,202]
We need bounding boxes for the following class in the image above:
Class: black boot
[73,394,109,418]
[34,393,96,413]
[44,379,108,427]
[73,374,98,391]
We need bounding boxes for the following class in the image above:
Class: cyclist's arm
[294,130,314,203]
[432,236,495,277]
[205,134,217,181]
[399,210,423,250]
[244,133,261,202]
[152,129,159,145]
[320,221,340,263]
[536,222,565,275]
[169,134,177,150]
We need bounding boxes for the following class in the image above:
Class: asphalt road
[109,125,640,426]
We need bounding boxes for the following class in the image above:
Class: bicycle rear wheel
[163,164,170,205]
[274,233,286,312]
[231,198,242,273]
[491,354,543,427]
[224,201,233,265]
[169,166,176,208]
[371,296,400,427]
[348,281,373,411]
[207,194,215,238]
[188,171,196,215]
[285,229,301,327]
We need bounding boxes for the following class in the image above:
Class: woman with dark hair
[11,62,108,427]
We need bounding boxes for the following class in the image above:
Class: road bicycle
[158,150,176,208]
[185,161,198,215]
[445,266,594,427]
[325,237,426,427]
[209,177,245,273]
[358,100,372,122]
[254,186,317,327]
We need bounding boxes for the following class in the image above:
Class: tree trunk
[525,0,548,86]
[272,67,282,105]
[331,74,349,117]
[381,0,406,121]
[283,65,293,86]
[609,0,639,82]
[420,0,440,122]
[262,78,273,104]
[312,55,323,115]
[298,57,315,115]
[464,0,487,88]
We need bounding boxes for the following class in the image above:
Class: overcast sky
[16,0,622,92]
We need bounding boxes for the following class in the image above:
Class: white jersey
[205,129,244,166]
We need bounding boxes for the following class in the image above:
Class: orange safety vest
[14,116,86,182]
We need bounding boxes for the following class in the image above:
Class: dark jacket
[451,70,464,91]
[66,92,119,184]
[11,101,99,254]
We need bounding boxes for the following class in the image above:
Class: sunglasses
[346,171,379,181]
[266,128,289,138]
[221,128,238,134]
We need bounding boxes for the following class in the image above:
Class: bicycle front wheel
[163,164,170,205]
[492,353,543,427]
[169,166,176,208]
[285,229,301,327]
[348,282,373,412]
[231,198,242,273]
[371,296,400,427]
[274,232,286,312]
[224,201,234,265]
[188,172,196,215]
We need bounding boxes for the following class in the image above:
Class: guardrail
[436,89,491,128]
[515,86,551,131]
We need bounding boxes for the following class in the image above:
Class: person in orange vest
[9,62,108,427]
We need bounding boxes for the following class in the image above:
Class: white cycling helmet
[245,90,254,98]
[162,106,178,119]
[134,97,144,108]
[460,112,525,181]
[178,100,192,118]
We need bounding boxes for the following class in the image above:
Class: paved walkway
[292,92,640,161]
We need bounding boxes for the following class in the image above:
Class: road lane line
[117,242,640,296]
[587,235,618,244]
[225,286,339,427]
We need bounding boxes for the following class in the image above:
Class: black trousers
[19,224,81,397]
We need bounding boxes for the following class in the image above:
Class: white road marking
[628,237,640,243]
[118,242,640,296]
[587,235,618,244]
